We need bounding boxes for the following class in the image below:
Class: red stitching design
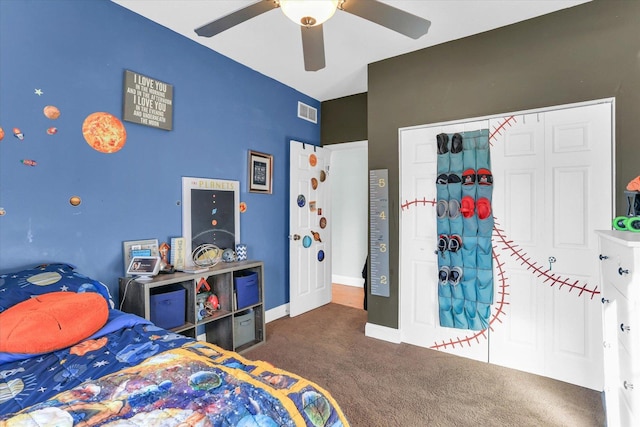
[489,115,517,145]
[401,198,437,210]
[492,221,600,299]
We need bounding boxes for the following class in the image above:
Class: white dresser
[597,230,640,426]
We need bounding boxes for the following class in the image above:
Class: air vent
[298,101,317,124]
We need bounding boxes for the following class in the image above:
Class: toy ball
[222,248,236,262]
[207,294,220,311]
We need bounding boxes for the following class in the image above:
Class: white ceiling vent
[298,101,317,124]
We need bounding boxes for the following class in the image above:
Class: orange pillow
[0,292,108,353]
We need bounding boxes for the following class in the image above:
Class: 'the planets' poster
[181,177,240,266]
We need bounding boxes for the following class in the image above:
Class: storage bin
[234,271,259,309]
[234,310,255,347]
[150,287,186,330]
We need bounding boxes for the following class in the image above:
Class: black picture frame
[248,150,273,194]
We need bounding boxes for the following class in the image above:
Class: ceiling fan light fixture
[279,0,339,27]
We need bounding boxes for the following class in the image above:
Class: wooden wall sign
[123,70,173,130]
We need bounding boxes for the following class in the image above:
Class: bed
[0,263,349,426]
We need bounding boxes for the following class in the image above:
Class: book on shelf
[171,237,186,271]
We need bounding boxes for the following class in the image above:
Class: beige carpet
[244,303,605,427]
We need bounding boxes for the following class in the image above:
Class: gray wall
[324,0,640,328]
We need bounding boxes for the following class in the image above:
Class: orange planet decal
[239,202,247,213]
[309,154,317,167]
[43,105,60,120]
[82,112,127,153]
[0,127,4,141]
[47,127,58,135]
[69,196,81,206]
[310,230,322,242]
[70,337,108,356]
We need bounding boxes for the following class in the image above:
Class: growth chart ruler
[369,169,390,297]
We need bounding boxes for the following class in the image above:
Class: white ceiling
[113,0,589,102]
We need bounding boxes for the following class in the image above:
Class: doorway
[326,141,368,309]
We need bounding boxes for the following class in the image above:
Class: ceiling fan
[195,0,431,71]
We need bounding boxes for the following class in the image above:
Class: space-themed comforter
[0,264,349,426]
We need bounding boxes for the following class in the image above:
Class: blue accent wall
[0,0,320,309]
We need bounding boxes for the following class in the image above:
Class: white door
[289,140,332,317]
[489,103,612,390]
[400,120,489,362]
[399,100,612,390]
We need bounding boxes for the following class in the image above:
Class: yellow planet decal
[27,271,62,286]
[69,196,81,206]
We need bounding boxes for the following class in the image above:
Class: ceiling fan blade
[301,25,326,71]
[195,1,275,37]
[342,0,431,39]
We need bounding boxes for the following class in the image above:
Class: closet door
[488,103,612,390]
[486,113,546,375]
[400,120,488,362]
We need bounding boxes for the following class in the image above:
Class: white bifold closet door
[399,101,612,390]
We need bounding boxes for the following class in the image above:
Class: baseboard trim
[365,322,401,343]
[332,274,364,287]
[265,304,289,323]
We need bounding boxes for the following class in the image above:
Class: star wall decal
[34,88,43,96]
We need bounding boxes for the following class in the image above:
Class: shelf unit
[119,260,265,353]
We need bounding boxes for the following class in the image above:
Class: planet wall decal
[43,105,60,120]
[69,196,81,206]
[82,112,127,153]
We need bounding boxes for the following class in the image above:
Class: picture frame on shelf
[248,150,273,194]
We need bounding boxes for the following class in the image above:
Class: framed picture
[248,150,273,194]
[182,177,240,266]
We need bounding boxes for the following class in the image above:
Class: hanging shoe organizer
[436,130,493,331]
